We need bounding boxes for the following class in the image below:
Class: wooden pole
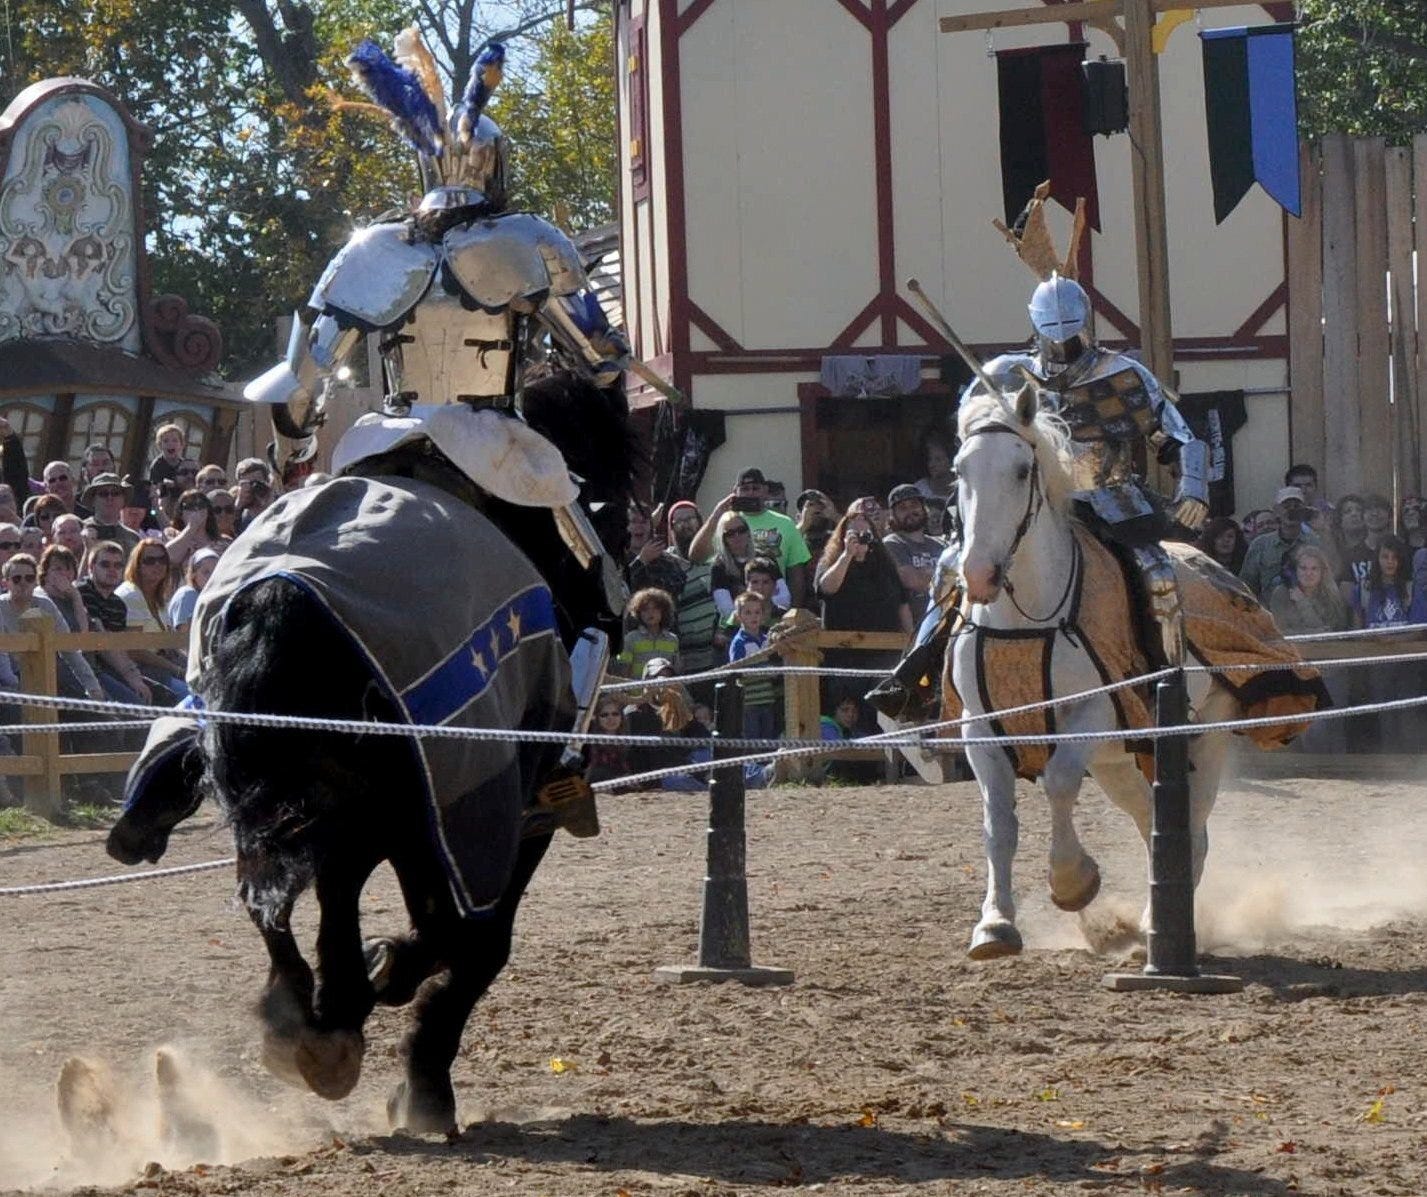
[1122,0,1174,384]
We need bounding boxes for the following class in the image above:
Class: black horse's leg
[365,862,446,1008]
[250,903,317,1090]
[388,833,553,1135]
[290,852,379,1100]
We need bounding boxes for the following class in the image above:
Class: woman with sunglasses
[163,489,222,573]
[585,700,633,786]
[0,552,106,702]
[115,541,189,701]
[710,510,756,621]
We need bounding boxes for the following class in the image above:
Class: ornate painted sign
[0,92,139,350]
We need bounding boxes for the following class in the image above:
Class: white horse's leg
[967,741,1024,959]
[1185,686,1236,886]
[1041,739,1102,911]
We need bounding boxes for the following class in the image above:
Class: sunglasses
[94,559,123,570]
[211,502,235,513]
[725,526,750,536]
[46,475,70,484]
[0,540,20,550]
[180,501,208,512]
[596,710,622,720]
[93,488,124,499]
[6,573,35,583]
[140,555,168,566]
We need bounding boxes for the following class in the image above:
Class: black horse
[107,372,636,1133]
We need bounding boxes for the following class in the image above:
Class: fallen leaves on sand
[549,1057,577,1074]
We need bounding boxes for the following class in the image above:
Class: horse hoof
[968,922,1023,960]
[1049,861,1101,912]
[295,1029,364,1101]
[387,1079,457,1135]
[260,1031,307,1088]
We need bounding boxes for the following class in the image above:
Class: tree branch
[232,0,319,113]
[1364,29,1427,62]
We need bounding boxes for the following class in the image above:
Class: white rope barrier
[0,857,235,897]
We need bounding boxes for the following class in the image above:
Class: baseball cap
[642,657,676,679]
[1275,485,1305,506]
[887,483,923,509]
[736,467,766,486]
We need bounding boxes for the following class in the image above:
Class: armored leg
[1130,543,1184,668]
[866,541,962,722]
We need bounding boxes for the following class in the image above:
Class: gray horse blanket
[130,475,574,916]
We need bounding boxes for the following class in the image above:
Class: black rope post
[1104,670,1241,994]
[654,680,793,987]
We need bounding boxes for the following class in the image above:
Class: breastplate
[382,293,516,404]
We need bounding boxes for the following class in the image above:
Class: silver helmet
[417,113,508,214]
[1028,274,1093,376]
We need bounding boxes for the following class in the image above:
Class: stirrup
[535,770,600,839]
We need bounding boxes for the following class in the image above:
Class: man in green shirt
[687,467,811,608]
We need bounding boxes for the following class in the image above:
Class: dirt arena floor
[3,749,1427,1197]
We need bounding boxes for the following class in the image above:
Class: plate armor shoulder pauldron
[310,220,439,330]
[442,213,586,311]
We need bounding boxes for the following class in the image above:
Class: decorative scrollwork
[145,293,222,372]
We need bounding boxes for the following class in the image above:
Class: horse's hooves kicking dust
[968,921,1024,959]
[1049,858,1102,911]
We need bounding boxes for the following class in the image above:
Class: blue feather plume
[457,43,506,145]
[347,39,444,157]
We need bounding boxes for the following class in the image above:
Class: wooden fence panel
[1353,138,1392,493]
[1319,134,1360,498]
[1417,135,1427,488]
[1385,146,1419,499]
[1287,142,1324,476]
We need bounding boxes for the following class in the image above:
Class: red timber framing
[620,0,1288,409]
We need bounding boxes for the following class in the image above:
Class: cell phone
[731,496,763,513]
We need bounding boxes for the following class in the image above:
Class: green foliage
[489,14,616,229]
[0,805,47,839]
[1297,1,1427,142]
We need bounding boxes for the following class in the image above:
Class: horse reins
[960,422,1078,625]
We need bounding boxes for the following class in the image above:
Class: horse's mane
[957,388,1075,512]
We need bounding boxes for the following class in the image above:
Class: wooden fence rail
[0,609,187,819]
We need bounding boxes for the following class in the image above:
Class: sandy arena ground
[2,748,1427,1196]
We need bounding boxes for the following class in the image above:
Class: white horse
[950,384,1240,961]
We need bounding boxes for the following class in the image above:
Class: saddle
[941,524,1329,781]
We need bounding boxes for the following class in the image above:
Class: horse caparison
[110,371,638,1134]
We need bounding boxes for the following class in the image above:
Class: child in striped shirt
[728,590,779,740]
[617,587,680,677]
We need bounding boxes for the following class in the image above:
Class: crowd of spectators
[599,454,955,790]
[0,419,290,806]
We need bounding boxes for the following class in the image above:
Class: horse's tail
[201,576,409,925]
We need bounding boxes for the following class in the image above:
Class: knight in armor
[241,29,629,789]
[867,274,1209,721]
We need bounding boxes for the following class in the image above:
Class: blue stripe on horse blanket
[403,584,558,726]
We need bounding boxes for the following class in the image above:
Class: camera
[854,530,875,546]
[730,495,763,513]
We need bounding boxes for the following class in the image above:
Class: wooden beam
[1416,134,1427,490]
[1319,133,1360,497]
[939,0,1258,35]
[1353,137,1391,497]
[1385,146,1418,499]
[1286,142,1324,477]
[1123,0,1174,384]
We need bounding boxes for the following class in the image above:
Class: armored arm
[1135,362,1209,529]
[536,290,629,388]
[244,311,363,443]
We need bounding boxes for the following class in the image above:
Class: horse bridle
[959,422,1078,624]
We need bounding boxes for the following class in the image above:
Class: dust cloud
[1011,766,1427,956]
[0,1044,381,1192]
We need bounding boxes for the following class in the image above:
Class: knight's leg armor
[866,540,962,721]
[1130,543,1185,668]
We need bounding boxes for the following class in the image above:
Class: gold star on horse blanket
[941,524,1330,781]
[160,476,573,916]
